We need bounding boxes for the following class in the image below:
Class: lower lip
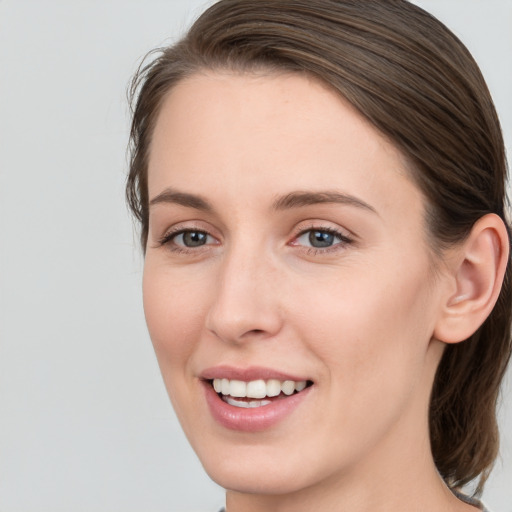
[203,381,312,432]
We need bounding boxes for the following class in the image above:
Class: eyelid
[288,222,355,254]
[290,220,355,241]
[153,219,355,254]
[156,221,221,250]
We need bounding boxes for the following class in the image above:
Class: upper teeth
[212,378,307,398]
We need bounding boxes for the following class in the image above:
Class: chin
[201,456,315,495]
[188,431,350,497]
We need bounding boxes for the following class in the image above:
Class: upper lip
[200,365,311,382]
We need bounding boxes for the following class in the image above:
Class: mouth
[200,366,314,431]
[208,378,314,409]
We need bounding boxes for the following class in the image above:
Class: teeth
[246,379,267,399]
[281,380,295,396]
[229,380,247,398]
[266,379,281,397]
[226,397,272,408]
[221,378,230,395]
[295,380,307,392]
[212,378,309,399]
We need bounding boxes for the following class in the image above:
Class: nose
[205,245,283,344]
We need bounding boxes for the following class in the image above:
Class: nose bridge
[206,235,282,343]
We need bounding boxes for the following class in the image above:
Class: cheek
[293,257,436,397]
[142,260,214,431]
[142,261,205,371]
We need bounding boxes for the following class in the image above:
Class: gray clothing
[453,490,490,511]
[217,491,490,512]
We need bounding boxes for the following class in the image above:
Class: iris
[309,230,335,248]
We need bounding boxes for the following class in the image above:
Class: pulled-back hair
[126,0,511,494]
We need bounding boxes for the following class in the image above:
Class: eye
[292,227,352,250]
[301,230,337,248]
[174,230,211,247]
[158,228,217,251]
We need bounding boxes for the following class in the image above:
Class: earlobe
[434,213,509,344]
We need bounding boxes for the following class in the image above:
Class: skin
[143,72,479,512]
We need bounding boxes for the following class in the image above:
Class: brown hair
[126,0,511,494]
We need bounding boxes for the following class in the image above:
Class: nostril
[205,294,283,343]
[238,328,268,340]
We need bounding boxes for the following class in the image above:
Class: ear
[434,213,509,344]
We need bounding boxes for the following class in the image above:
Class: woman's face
[144,72,447,495]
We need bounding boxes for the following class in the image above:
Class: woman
[126,1,511,511]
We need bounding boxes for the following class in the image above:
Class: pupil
[183,231,207,247]
[309,230,334,248]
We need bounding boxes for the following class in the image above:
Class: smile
[200,366,314,431]
[201,371,313,431]
[212,378,309,408]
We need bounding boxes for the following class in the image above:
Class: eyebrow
[272,191,377,214]
[149,187,377,215]
[149,188,212,211]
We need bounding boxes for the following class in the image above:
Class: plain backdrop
[0,1,511,511]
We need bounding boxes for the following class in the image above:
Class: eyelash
[291,226,354,255]
[157,225,354,255]
[157,227,214,254]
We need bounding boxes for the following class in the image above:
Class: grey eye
[176,231,210,247]
[295,229,342,249]
[308,230,336,248]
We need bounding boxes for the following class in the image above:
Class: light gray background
[0,1,510,511]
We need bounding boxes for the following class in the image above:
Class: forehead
[147,71,422,219]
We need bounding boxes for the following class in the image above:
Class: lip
[200,365,310,382]
[200,366,313,432]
